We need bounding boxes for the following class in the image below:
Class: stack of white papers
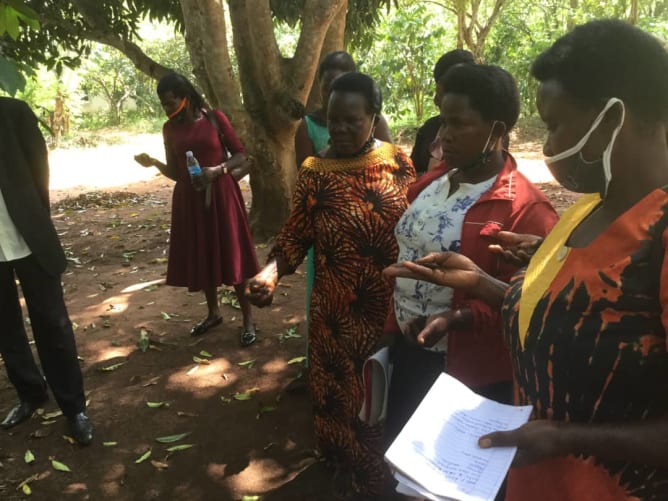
[385,373,533,501]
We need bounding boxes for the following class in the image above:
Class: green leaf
[192,356,210,365]
[98,362,125,372]
[237,359,256,368]
[24,450,35,464]
[199,350,213,358]
[22,483,32,495]
[155,432,190,444]
[0,56,25,96]
[51,459,71,472]
[241,496,260,501]
[256,405,277,419]
[233,387,259,401]
[165,443,195,452]
[3,8,20,40]
[5,0,39,22]
[135,449,152,464]
[160,311,171,320]
[137,329,150,352]
[103,441,118,447]
[287,356,306,365]
[146,401,169,409]
[219,289,241,309]
[279,325,301,343]
[41,410,63,420]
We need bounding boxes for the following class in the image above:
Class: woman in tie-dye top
[385,20,668,501]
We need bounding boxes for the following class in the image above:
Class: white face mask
[544,97,626,196]
[459,120,502,171]
[482,120,500,156]
[367,114,376,141]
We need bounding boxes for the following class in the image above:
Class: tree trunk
[246,127,296,241]
[178,0,343,241]
[305,0,348,113]
[567,0,579,30]
[38,0,347,242]
[629,0,639,24]
[179,0,247,133]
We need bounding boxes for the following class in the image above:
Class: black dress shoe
[67,412,93,446]
[1,398,47,429]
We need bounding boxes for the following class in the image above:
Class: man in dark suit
[0,97,92,445]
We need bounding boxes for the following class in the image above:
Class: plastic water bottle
[185,150,202,178]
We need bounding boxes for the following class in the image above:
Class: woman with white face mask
[383,65,558,466]
[385,19,668,501]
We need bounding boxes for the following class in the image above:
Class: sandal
[240,326,257,347]
[190,316,222,337]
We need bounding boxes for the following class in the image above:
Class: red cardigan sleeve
[457,199,559,338]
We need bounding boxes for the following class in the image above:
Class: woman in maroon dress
[135,73,259,346]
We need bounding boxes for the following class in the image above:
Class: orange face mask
[168,97,188,119]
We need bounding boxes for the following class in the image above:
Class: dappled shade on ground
[0,138,578,499]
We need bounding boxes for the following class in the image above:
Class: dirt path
[0,137,577,500]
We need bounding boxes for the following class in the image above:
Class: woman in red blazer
[384,64,559,454]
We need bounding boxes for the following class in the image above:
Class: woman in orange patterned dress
[247,73,415,498]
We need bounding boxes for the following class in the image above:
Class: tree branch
[179,0,246,130]
[475,0,507,57]
[228,0,266,119]
[245,0,282,97]
[40,15,172,80]
[290,0,345,103]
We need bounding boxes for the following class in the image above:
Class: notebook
[385,372,533,501]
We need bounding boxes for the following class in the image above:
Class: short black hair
[157,72,206,110]
[439,64,520,130]
[329,72,382,116]
[433,49,475,82]
[318,51,357,81]
[531,19,668,124]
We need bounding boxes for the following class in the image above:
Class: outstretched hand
[488,231,543,267]
[134,153,156,167]
[383,252,481,291]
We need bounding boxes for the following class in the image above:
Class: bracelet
[221,164,228,175]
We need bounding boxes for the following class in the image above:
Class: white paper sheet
[385,372,532,501]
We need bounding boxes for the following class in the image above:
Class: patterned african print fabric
[270,142,415,496]
[502,188,668,501]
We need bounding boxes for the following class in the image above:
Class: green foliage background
[4,0,668,141]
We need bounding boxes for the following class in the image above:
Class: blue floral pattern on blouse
[393,172,496,348]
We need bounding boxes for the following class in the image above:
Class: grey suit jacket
[0,97,66,276]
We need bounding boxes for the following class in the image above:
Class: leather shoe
[1,398,47,429]
[68,412,93,446]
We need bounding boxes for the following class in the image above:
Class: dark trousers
[0,255,85,417]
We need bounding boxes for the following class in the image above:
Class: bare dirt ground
[0,134,578,501]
